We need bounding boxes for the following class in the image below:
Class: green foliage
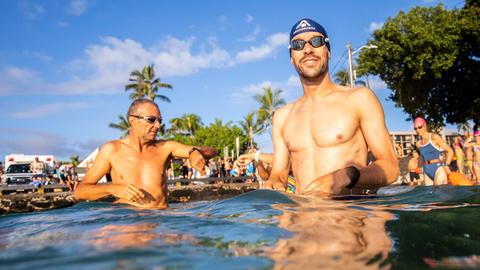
[167,113,203,136]
[109,114,130,138]
[70,155,80,167]
[125,64,172,102]
[166,120,248,158]
[238,112,263,147]
[333,67,366,87]
[253,86,286,133]
[358,3,480,128]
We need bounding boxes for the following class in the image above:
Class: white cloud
[11,102,89,118]
[239,26,261,42]
[22,50,53,63]
[218,15,228,31]
[245,14,254,23]
[0,128,102,159]
[366,76,387,91]
[0,32,290,96]
[66,0,87,16]
[286,75,301,88]
[232,80,275,98]
[368,22,384,33]
[0,36,234,96]
[235,32,288,63]
[19,1,44,19]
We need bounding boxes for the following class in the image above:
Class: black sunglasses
[290,36,328,51]
[129,115,162,124]
[414,125,423,130]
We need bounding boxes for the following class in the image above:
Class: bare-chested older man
[263,18,399,195]
[75,99,217,208]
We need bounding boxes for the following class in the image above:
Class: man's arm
[356,88,400,188]
[74,142,144,202]
[263,106,291,190]
[169,141,218,172]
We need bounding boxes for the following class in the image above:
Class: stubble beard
[295,58,329,81]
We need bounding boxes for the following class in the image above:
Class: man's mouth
[301,57,320,65]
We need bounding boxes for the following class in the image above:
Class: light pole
[347,43,378,87]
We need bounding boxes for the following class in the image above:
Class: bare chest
[109,148,170,184]
[282,102,359,152]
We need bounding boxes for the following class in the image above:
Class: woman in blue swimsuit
[414,117,454,185]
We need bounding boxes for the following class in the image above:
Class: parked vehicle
[5,154,57,174]
[0,162,35,185]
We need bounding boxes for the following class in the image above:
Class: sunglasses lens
[146,117,157,124]
[310,36,324,48]
[291,40,305,51]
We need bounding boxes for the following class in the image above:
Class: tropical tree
[109,114,130,138]
[212,118,232,129]
[333,67,366,87]
[193,123,248,158]
[239,112,263,148]
[253,86,286,132]
[168,117,185,135]
[70,155,80,167]
[357,2,480,128]
[125,64,173,102]
[183,114,203,136]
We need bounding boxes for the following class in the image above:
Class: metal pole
[347,42,355,87]
[235,137,240,158]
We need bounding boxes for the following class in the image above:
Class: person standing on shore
[464,130,480,184]
[75,99,217,208]
[407,151,421,185]
[414,117,454,185]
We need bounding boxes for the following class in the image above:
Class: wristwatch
[189,147,200,156]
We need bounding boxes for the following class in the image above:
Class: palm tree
[253,86,286,132]
[457,122,471,133]
[183,114,203,136]
[333,67,366,87]
[125,64,172,102]
[167,117,185,135]
[70,155,80,167]
[109,114,130,138]
[212,118,232,129]
[239,112,263,148]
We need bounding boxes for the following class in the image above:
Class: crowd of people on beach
[396,124,479,186]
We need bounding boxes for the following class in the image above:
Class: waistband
[423,159,443,165]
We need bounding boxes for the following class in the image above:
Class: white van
[5,154,57,174]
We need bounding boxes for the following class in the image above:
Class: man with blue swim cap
[261,18,399,196]
[289,18,330,52]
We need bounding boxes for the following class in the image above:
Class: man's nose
[303,42,314,54]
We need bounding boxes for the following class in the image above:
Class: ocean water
[0,186,479,270]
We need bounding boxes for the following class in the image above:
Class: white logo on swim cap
[296,20,311,29]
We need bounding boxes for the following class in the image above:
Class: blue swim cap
[290,18,330,52]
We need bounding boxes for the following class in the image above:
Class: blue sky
[0,0,464,161]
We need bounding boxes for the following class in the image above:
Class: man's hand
[303,167,360,196]
[110,184,145,202]
[188,148,206,173]
[234,153,254,168]
[260,179,286,191]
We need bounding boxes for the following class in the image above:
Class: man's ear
[327,50,331,59]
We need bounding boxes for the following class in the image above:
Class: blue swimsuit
[418,134,444,180]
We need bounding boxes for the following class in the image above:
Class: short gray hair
[127,98,159,116]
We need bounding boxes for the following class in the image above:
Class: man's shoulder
[348,86,376,99]
[275,103,294,117]
[100,140,124,153]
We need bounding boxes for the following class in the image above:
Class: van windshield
[6,164,32,174]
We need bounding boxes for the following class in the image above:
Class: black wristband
[188,147,200,156]
[345,166,360,189]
